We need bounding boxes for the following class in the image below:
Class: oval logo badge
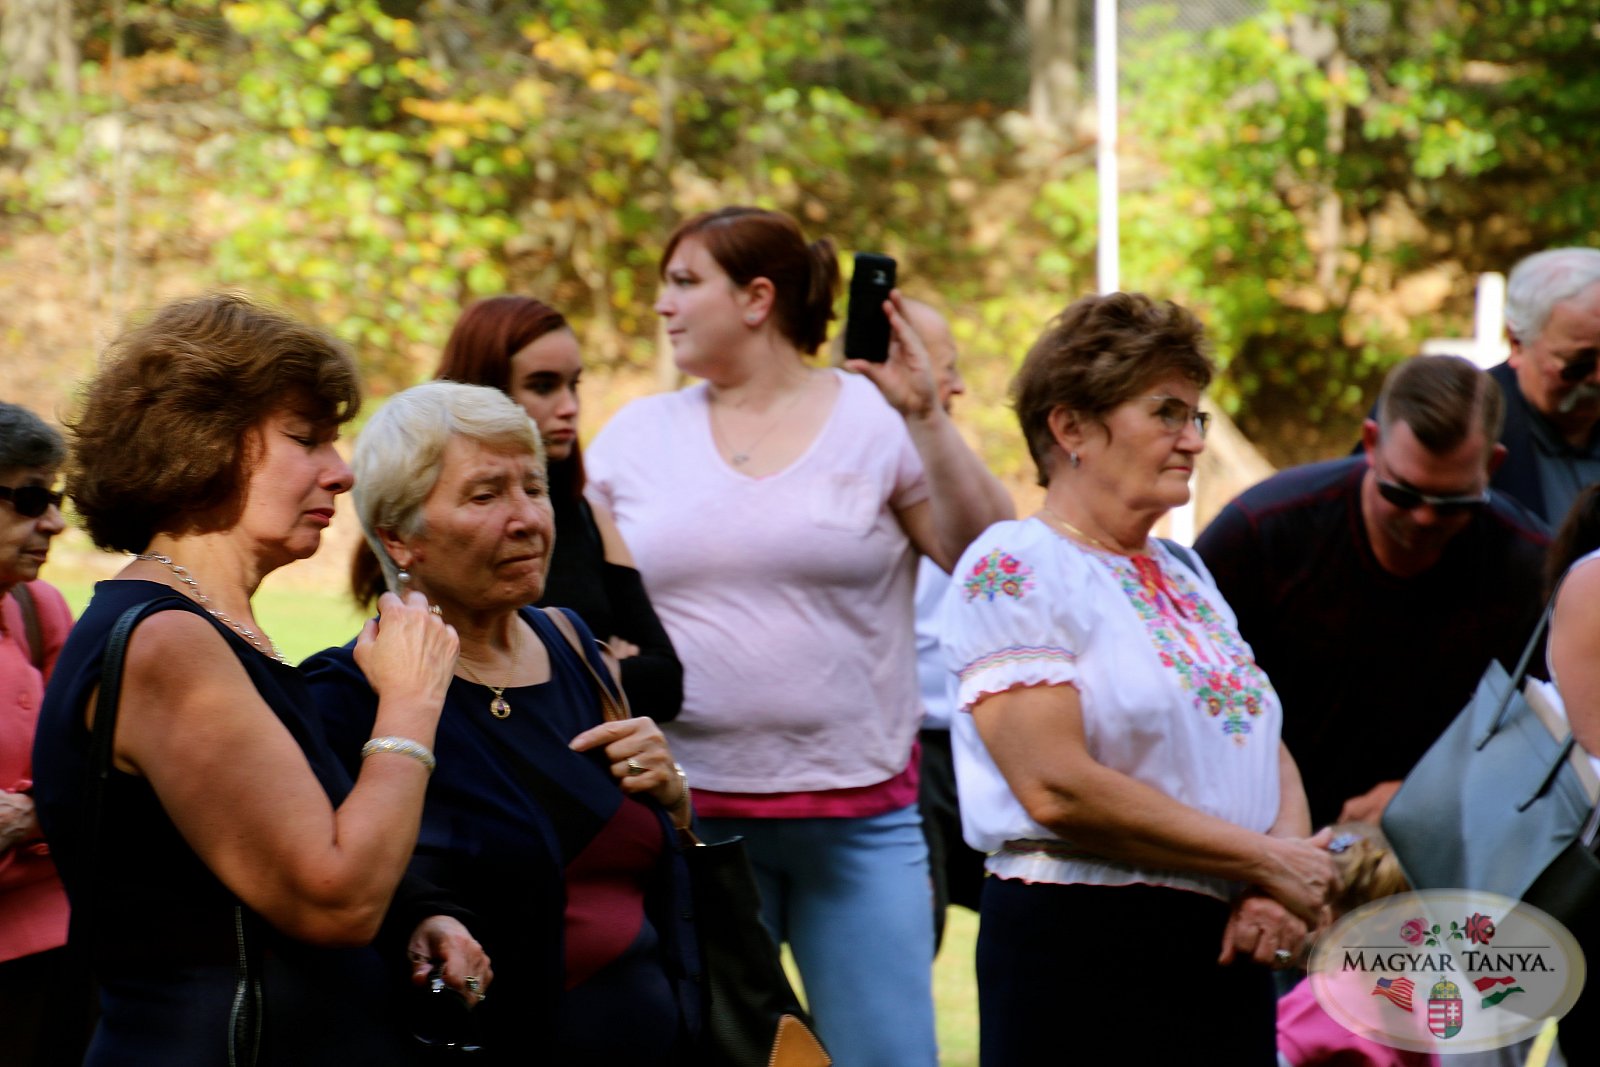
[1308,890,1585,1053]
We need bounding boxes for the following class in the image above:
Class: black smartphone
[843,252,897,363]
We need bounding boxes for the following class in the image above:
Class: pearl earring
[1068,451,1080,469]
[396,569,411,590]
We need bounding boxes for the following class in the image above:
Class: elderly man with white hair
[1488,246,1600,523]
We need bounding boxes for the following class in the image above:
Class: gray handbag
[1381,586,1600,927]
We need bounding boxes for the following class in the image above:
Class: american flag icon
[1372,977,1415,1012]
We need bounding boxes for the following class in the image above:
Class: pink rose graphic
[1399,919,1426,945]
[1466,913,1496,945]
[1000,556,1019,574]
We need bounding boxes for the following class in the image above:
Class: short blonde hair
[352,381,543,596]
[1326,821,1410,916]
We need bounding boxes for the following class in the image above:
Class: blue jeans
[700,804,939,1067]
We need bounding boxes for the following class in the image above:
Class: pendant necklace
[459,660,512,719]
[713,374,811,467]
[457,627,521,719]
[134,552,288,664]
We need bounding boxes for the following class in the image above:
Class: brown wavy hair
[660,206,840,355]
[67,292,360,553]
[1011,292,1214,487]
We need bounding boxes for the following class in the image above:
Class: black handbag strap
[77,596,189,943]
[12,582,45,669]
[1485,573,1565,740]
[80,595,262,1063]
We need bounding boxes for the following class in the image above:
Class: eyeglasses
[1374,479,1490,516]
[1144,396,1211,439]
[0,484,63,518]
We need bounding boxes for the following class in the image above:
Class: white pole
[1095,0,1119,295]
[1096,0,1196,544]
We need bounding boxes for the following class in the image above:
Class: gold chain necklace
[134,552,287,664]
[456,626,525,719]
[1036,507,1144,556]
[457,658,511,719]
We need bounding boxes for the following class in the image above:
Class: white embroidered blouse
[939,516,1284,901]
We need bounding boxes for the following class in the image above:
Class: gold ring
[428,604,442,616]
[464,976,480,993]
[625,757,647,776]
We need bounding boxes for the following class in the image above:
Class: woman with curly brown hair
[31,293,487,1065]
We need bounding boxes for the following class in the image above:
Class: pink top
[587,370,930,806]
[0,580,73,964]
[1277,978,1440,1067]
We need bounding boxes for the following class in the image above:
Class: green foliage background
[4,0,1599,468]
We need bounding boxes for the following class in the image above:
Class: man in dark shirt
[1482,248,1600,524]
[1198,356,1550,828]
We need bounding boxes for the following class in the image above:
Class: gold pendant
[489,693,511,719]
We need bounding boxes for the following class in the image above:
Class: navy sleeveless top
[33,580,416,1065]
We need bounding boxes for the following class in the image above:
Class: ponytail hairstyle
[660,206,841,354]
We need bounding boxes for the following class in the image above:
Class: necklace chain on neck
[134,553,287,664]
[456,627,523,719]
[712,373,812,467]
[1036,507,1144,556]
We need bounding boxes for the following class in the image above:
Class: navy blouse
[302,606,701,1066]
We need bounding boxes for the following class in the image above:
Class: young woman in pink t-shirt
[587,207,1011,1067]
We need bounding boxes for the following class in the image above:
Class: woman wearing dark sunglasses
[0,401,80,1066]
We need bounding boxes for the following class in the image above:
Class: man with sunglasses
[0,401,82,1065]
[1196,356,1549,829]
[1486,247,1600,525]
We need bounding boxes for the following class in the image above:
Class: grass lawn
[53,577,984,1064]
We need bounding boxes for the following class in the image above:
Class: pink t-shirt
[0,580,73,964]
[586,370,929,801]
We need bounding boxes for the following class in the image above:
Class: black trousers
[917,729,986,951]
[0,947,95,1067]
[977,878,1276,1066]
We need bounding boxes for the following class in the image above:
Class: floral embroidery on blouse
[963,549,1037,602]
[1104,549,1270,743]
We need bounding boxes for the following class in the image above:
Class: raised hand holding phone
[843,289,941,421]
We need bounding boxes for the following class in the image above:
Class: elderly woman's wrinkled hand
[1255,826,1340,927]
[842,290,940,421]
[1218,892,1309,968]
[354,591,460,707]
[569,717,689,816]
[407,914,493,1004]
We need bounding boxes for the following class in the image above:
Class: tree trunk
[653,0,680,393]
[1027,0,1080,132]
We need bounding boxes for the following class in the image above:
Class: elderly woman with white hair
[304,381,700,1066]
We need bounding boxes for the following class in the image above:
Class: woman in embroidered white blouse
[941,293,1338,1065]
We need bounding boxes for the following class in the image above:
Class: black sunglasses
[0,484,64,518]
[1375,479,1489,515]
[1557,350,1599,384]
